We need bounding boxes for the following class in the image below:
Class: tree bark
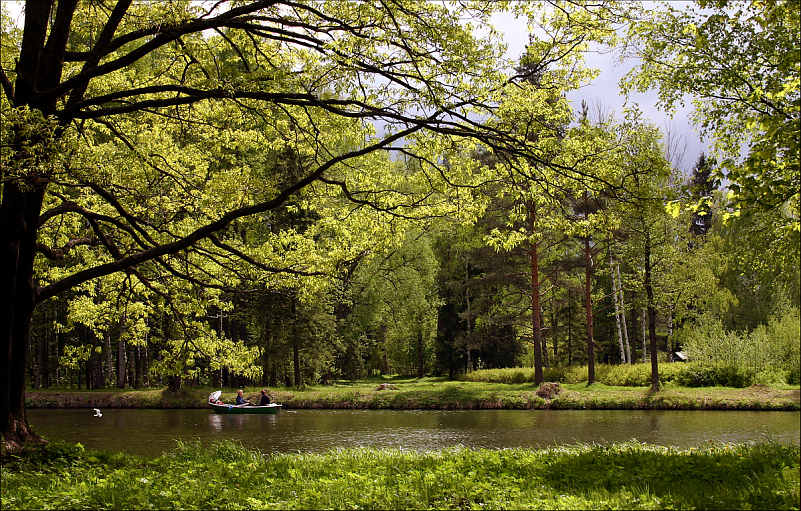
[117,324,127,389]
[261,317,271,386]
[528,202,544,384]
[616,262,632,364]
[292,340,301,388]
[584,234,595,384]
[667,305,674,353]
[567,288,572,366]
[610,250,627,364]
[380,324,389,375]
[644,231,659,390]
[641,308,647,363]
[1,181,48,450]
[416,328,425,378]
[551,293,558,364]
[102,330,113,389]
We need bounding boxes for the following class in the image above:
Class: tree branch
[36,119,424,303]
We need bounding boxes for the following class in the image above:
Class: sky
[488,8,707,174]
[2,1,707,173]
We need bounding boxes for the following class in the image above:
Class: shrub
[460,368,535,384]
[679,308,800,384]
[787,366,800,385]
[462,363,689,387]
[675,363,756,388]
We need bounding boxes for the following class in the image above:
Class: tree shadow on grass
[537,444,798,510]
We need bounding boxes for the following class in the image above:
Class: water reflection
[27,409,800,457]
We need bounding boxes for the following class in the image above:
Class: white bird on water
[92,408,102,418]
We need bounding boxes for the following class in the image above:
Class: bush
[462,363,688,387]
[596,363,685,386]
[674,363,756,388]
[679,308,800,384]
[786,366,800,385]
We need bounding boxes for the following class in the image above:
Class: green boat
[207,391,281,414]
[209,402,282,414]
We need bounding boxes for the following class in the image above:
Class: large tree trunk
[584,235,595,385]
[644,231,659,390]
[1,183,47,451]
[528,203,544,384]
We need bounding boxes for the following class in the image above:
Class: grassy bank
[2,440,798,510]
[25,378,800,410]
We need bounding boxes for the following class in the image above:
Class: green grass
[2,440,798,510]
[25,376,801,410]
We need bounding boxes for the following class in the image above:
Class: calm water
[27,409,800,457]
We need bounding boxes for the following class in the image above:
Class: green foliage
[674,363,756,388]
[2,441,798,510]
[624,0,801,228]
[677,307,800,384]
[462,363,687,386]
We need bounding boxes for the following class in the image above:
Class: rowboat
[209,402,282,414]
[207,390,281,414]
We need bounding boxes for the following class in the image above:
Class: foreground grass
[26,377,801,410]
[2,440,798,510]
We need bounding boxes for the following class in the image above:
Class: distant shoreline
[25,382,801,411]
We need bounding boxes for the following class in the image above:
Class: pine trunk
[102,331,113,389]
[644,231,659,390]
[567,289,573,366]
[117,329,127,389]
[528,202,544,384]
[416,329,425,378]
[584,235,595,384]
[293,341,302,388]
[551,294,558,363]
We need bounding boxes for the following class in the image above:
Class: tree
[623,0,800,230]
[616,114,673,390]
[0,0,528,450]
[688,153,717,236]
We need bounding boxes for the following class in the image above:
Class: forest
[1,0,799,452]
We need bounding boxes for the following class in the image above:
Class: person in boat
[259,389,271,405]
[235,389,252,406]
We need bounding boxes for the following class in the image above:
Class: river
[27,409,800,457]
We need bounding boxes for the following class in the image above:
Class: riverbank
[25,378,801,410]
[2,440,798,509]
